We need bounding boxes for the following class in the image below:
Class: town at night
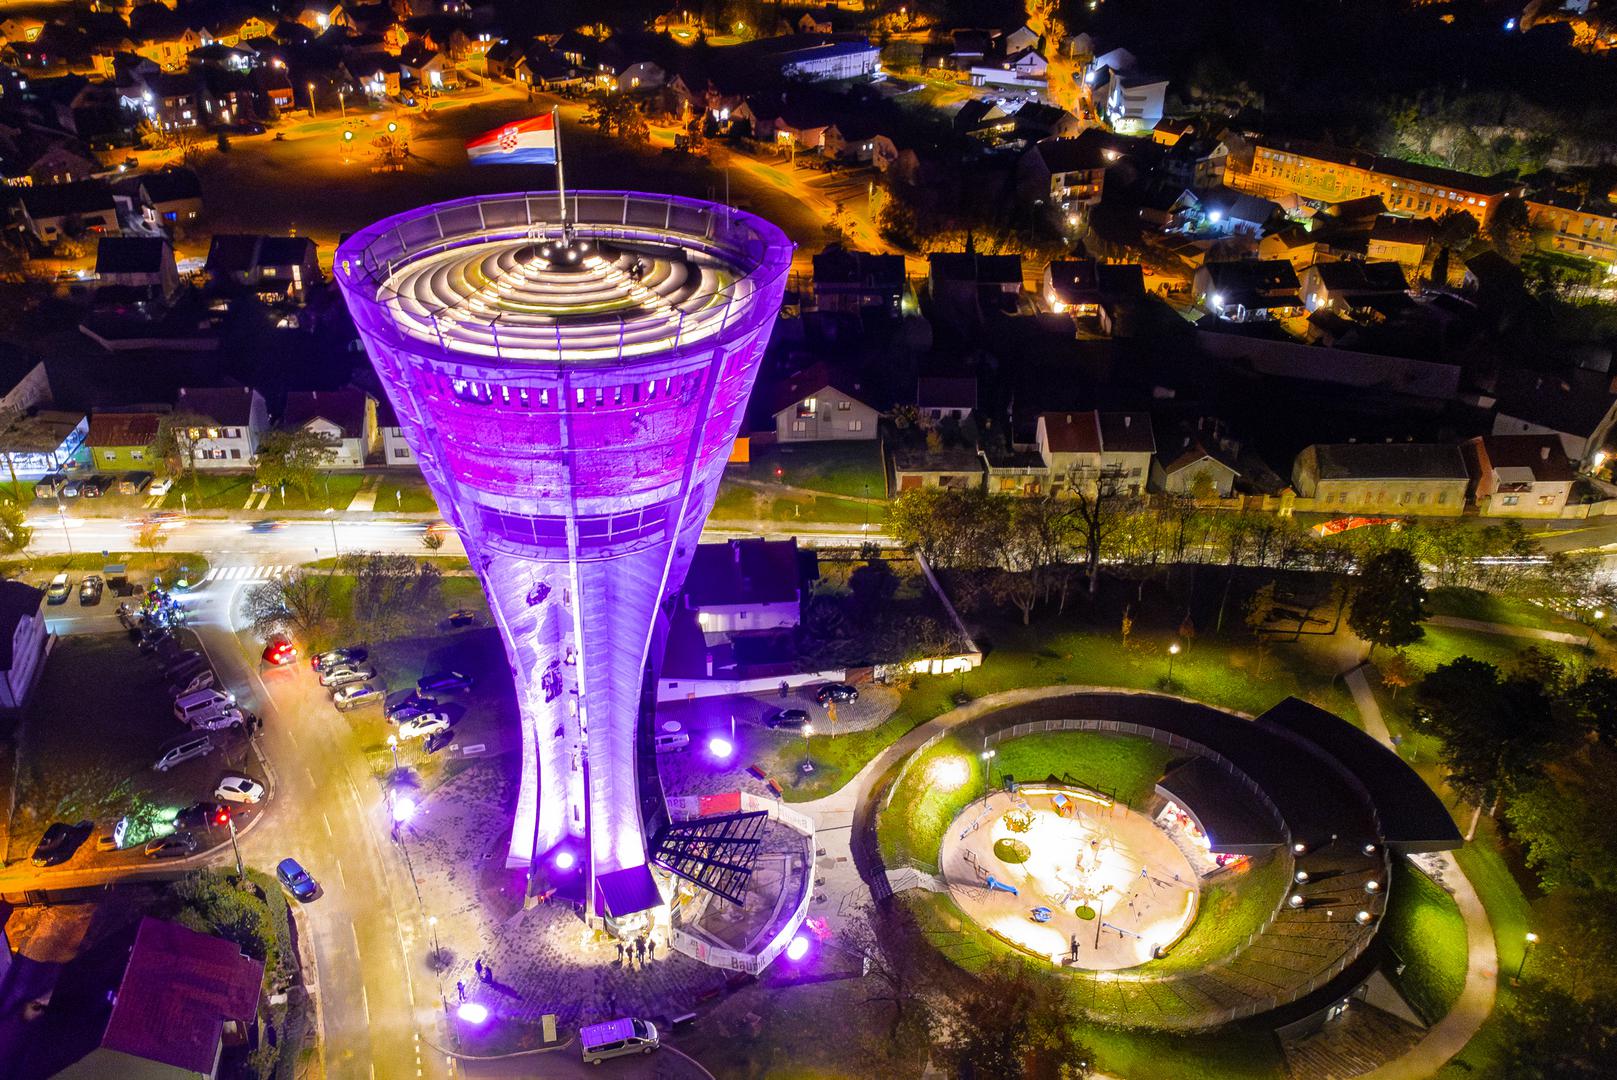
[0,1,1613,1077]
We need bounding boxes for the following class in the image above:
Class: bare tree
[836,903,937,1064]
[243,570,334,641]
[1068,469,1130,596]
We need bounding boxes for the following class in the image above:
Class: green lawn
[8,551,210,582]
[1383,857,1469,1024]
[1425,587,1585,634]
[371,472,441,514]
[1151,851,1290,975]
[708,479,887,525]
[159,472,367,512]
[1399,624,1536,676]
[743,441,886,499]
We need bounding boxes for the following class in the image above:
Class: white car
[397,712,451,740]
[215,775,265,804]
[149,478,174,496]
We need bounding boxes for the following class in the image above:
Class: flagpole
[552,105,567,233]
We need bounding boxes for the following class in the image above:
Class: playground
[940,785,1200,970]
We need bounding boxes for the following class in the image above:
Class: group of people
[615,934,657,968]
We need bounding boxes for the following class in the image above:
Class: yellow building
[1526,192,1617,267]
[1240,140,1523,225]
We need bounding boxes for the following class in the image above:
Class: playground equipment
[1031,906,1053,923]
[985,875,1019,896]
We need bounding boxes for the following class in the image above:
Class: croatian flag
[465,114,556,165]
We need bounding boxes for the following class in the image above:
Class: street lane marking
[360,986,370,1025]
[307,767,318,789]
[322,812,333,838]
[335,859,347,887]
[351,921,362,961]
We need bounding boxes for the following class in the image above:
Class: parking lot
[4,631,262,869]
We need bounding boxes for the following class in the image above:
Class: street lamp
[220,806,246,884]
[55,501,72,557]
[801,722,814,773]
[1587,609,1605,650]
[323,506,339,564]
[307,82,316,118]
[981,747,997,800]
[1514,931,1539,985]
[1167,641,1181,685]
[337,88,346,117]
[387,733,399,772]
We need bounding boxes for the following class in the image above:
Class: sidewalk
[1425,614,1585,646]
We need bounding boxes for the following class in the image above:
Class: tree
[341,552,441,640]
[937,962,1093,1080]
[1506,753,1617,894]
[254,427,340,499]
[1567,666,1617,747]
[1070,471,1130,596]
[1495,983,1617,1079]
[134,521,169,554]
[1348,548,1427,657]
[1414,657,1573,812]
[1244,581,1278,676]
[584,93,648,143]
[848,558,898,618]
[149,412,217,492]
[1378,650,1416,700]
[1487,195,1536,263]
[420,528,445,552]
[0,496,32,558]
[243,570,334,640]
[835,904,936,1062]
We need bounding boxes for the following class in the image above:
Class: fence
[665,791,816,976]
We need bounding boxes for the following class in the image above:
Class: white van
[174,688,235,725]
[189,706,245,732]
[153,734,214,772]
[653,732,690,754]
[580,1017,659,1064]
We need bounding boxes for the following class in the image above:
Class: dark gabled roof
[259,235,316,267]
[1095,263,1145,299]
[928,251,1021,284]
[281,388,367,438]
[683,538,805,608]
[1202,259,1300,293]
[767,361,873,415]
[86,411,161,448]
[177,385,257,425]
[1039,411,1102,454]
[1163,441,1241,478]
[811,245,904,288]
[146,71,200,98]
[1472,434,1575,483]
[1045,258,1099,304]
[916,375,977,410]
[1033,128,1159,174]
[1098,411,1155,454]
[205,233,259,275]
[1370,215,1435,246]
[99,917,263,1076]
[15,179,115,219]
[1195,185,1280,226]
[1308,442,1469,481]
[1527,190,1617,219]
[1309,261,1409,293]
[0,580,43,670]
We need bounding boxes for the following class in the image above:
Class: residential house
[1525,191,1617,267]
[1490,367,1617,467]
[1035,410,1156,495]
[85,411,160,472]
[0,579,45,711]
[0,409,88,477]
[12,178,117,242]
[399,41,451,88]
[205,234,321,301]
[1152,441,1241,497]
[1291,442,1469,515]
[1019,129,1159,209]
[928,251,1022,315]
[1366,215,1433,273]
[953,98,1015,143]
[1043,259,1103,316]
[1462,434,1575,517]
[1241,139,1525,225]
[1172,186,1281,236]
[375,396,415,466]
[681,538,810,633]
[174,386,268,468]
[483,39,526,81]
[768,363,879,442]
[1012,101,1083,140]
[1004,25,1041,53]
[811,245,905,316]
[892,446,984,492]
[1091,63,1168,133]
[0,126,100,186]
[280,388,377,468]
[93,236,180,301]
[139,71,201,130]
[916,376,977,422]
[1299,261,1409,314]
[251,62,293,110]
[1193,260,1303,322]
[132,166,203,227]
[822,117,889,165]
[49,917,262,1080]
[769,37,881,81]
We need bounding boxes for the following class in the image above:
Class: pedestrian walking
[482,963,493,984]
[456,981,465,1001]
[616,941,624,963]
[648,937,657,961]
[635,936,646,964]
[474,958,484,980]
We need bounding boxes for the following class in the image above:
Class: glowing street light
[392,793,417,824]
[1167,642,1181,685]
[1514,931,1539,984]
[708,736,735,760]
[553,849,576,871]
[456,1001,489,1024]
[307,82,316,118]
[980,747,997,799]
[386,732,399,771]
[785,934,810,961]
[801,722,814,773]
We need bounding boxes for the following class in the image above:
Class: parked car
[168,668,217,698]
[153,734,215,772]
[262,637,297,666]
[31,821,90,867]
[144,832,197,858]
[78,575,103,605]
[654,731,690,754]
[80,475,112,498]
[95,831,120,852]
[767,708,811,729]
[276,857,318,901]
[423,728,454,754]
[59,477,82,498]
[45,573,71,604]
[333,682,385,712]
[814,683,859,707]
[215,775,265,804]
[118,471,154,495]
[321,663,377,689]
[446,608,479,627]
[417,671,473,694]
[388,695,439,724]
[234,120,267,135]
[149,477,174,496]
[33,473,65,498]
[397,712,451,740]
[313,646,367,672]
[175,801,228,830]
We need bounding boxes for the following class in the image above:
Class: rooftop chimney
[1541,445,1551,461]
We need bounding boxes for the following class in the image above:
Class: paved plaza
[940,789,1199,970]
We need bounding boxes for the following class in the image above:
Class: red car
[263,638,298,666]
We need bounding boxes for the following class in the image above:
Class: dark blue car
[276,857,318,902]
[418,671,474,694]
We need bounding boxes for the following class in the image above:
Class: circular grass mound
[1075,905,1097,920]
[993,837,1030,864]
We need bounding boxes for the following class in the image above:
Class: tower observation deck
[336,191,792,920]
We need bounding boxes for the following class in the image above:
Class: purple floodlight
[336,192,791,920]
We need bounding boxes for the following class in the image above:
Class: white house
[1035,410,1156,495]
[280,389,377,469]
[1153,442,1241,497]
[375,398,417,466]
[681,538,807,633]
[769,362,880,443]
[1004,25,1040,54]
[175,386,269,468]
[1462,434,1575,518]
[0,580,47,713]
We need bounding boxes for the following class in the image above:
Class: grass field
[6,551,211,582]
[708,479,886,525]
[743,442,886,499]
[1425,587,1585,634]
[1151,851,1290,975]
[1383,857,1469,1024]
[159,472,368,512]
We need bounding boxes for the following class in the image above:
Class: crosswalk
[200,565,291,583]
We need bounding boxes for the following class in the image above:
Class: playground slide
[984,875,1019,896]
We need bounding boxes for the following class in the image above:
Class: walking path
[1426,615,1585,646]
[345,475,381,512]
[1344,665,1498,1080]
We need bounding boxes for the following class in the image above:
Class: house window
[1539,494,1556,505]
[102,450,115,461]
[230,449,241,459]
[1436,491,1448,504]
[836,400,851,411]
[848,420,864,432]
[393,447,411,458]
[791,420,808,433]
[1502,495,1520,506]
[131,450,144,460]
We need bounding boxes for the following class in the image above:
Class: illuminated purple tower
[336,192,791,920]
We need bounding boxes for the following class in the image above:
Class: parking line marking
[360,986,370,1025]
[351,921,362,960]
[307,766,317,788]
[336,859,347,887]
[322,812,333,838]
